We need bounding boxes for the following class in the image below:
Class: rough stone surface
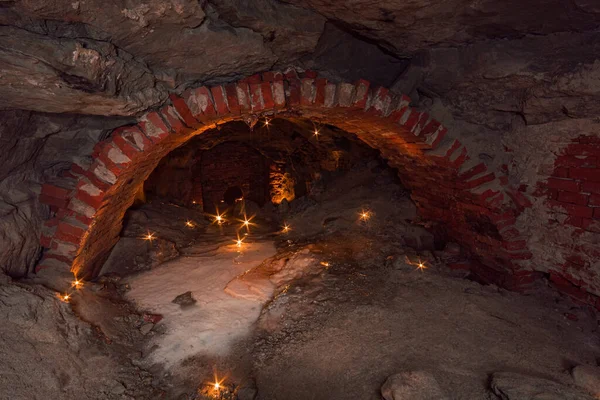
[0,110,132,277]
[0,26,167,115]
[0,276,158,399]
[381,371,447,400]
[491,371,596,400]
[572,365,600,397]
[171,291,196,307]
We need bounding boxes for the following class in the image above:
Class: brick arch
[38,69,532,283]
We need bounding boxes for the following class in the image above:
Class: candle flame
[72,278,83,289]
[238,214,255,231]
[186,220,194,228]
[282,223,291,233]
[211,210,226,225]
[144,232,155,241]
[359,210,371,221]
[405,256,428,272]
[234,235,245,248]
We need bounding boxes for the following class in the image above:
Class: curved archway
[38,69,531,285]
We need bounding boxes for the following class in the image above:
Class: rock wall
[0,110,132,277]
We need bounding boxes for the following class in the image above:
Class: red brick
[235,82,251,112]
[582,181,600,194]
[168,94,198,127]
[272,80,285,109]
[241,74,262,84]
[262,71,283,82]
[461,172,495,189]
[39,194,69,208]
[210,86,229,115]
[555,155,597,168]
[112,127,147,159]
[54,230,83,245]
[75,184,105,209]
[302,70,318,79]
[547,200,593,218]
[428,126,447,149]
[588,193,600,206]
[314,78,327,106]
[566,143,600,156]
[138,111,170,143]
[459,163,487,181]
[288,83,301,106]
[500,227,521,240]
[547,178,580,192]
[565,216,586,229]
[502,239,528,251]
[40,233,53,248]
[261,82,275,109]
[401,109,422,131]
[182,86,216,121]
[44,218,60,228]
[578,135,600,144]
[249,83,264,111]
[57,221,87,239]
[569,167,600,182]
[41,184,71,199]
[353,79,370,109]
[553,167,569,178]
[300,78,315,106]
[224,84,241,115]
[557,191,589,205]
[450,147,469,169]
[507,189,532,209]
[502,250,533,260]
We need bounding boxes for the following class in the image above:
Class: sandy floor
[125,234,277,368]
[251,235,600,399]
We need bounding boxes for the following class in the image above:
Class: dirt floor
[3,161,600,400]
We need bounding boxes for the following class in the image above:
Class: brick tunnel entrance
[38,69,537,295]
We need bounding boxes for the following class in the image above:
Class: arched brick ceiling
[37,68,579,304]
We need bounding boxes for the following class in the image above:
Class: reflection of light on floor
[125,240,277,367]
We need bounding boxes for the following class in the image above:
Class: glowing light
[359,210,371,221]
[186,220,194,228]
[143,232,155,241]
[282,223,291,233]
[72,278,83,289]
[192,200,196,204]
[238,214,255,231]
[263,118,271,127]
[234,235,245,248]
[405,256,428,272]
[210,373,226,393]
[313,129,320,136]
[61,293,70,302]
[211,210,226,225]
[320,261,330,268]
